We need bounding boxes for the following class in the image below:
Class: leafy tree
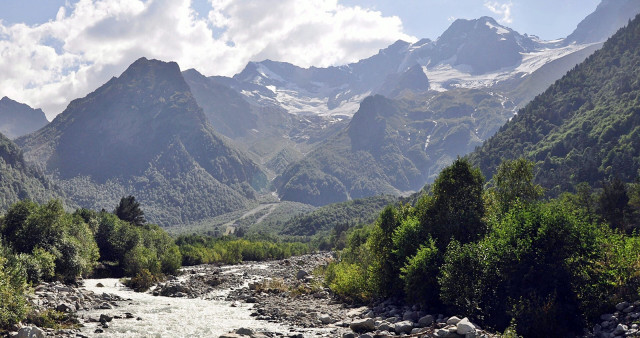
[114,195,146,226]
[598,177,630,231]
[367,205,402,297]
[422,158,486,250]
[492,158,543,213]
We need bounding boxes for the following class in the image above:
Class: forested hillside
[470,14,640,193]
[0,132,61,210]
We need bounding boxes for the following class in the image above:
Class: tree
[492,158,543,213]
[598,177,630,231]
[114,195,146,226]
[422,158,486,250]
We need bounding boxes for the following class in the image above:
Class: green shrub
[123,269,157,292]
[326,262,370,302]
[0,249,28,329]
[400,238,441,308]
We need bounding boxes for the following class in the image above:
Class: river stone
[457,317,476,335]
[419,314,434,326]
[318,313,335,324]
[350,318,375,333]
[616,302,629,311]
[219,334,243,338]
[446,316,461,325]
[377,322,392,331]
[394,320,413,334]
[235,327,254,335]
[17,326,45,338]
[56,303,73,313]
[403,311,418,322]
[296,270,309,280]
[99,314,113,323]
[613,324,627,336]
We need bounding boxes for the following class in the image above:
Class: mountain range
[0,97,48,139]
[1,0,638,226]
[17,58,267,225]
[470,12,640,194]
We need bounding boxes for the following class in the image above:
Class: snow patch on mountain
[424,43,596,91]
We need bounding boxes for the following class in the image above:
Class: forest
[323,158,640,337]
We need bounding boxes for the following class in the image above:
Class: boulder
[350,318,375,333]
[56,303,73,313]
[17,326,45,338]
[318,313,335,324]
[418,314,434,326]
[394,320,413,334]
[456,317,476,335]
[296,270,309,280]
[235,327,254,335]
[446,316,461,325]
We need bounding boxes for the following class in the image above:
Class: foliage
[0,200,99,283]
[422,158,486,250]
[400,238,440,308]
[470,14,640,193]
[175,234,309,266]
[0,243,28,329]
[114,195,146,226]
[491,158,544,213]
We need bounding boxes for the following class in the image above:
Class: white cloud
[0,0,415,119]
[484,1,513,24]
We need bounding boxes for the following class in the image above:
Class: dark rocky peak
[429,16,537,73]
[0,97,49,139]
[564,0,640,45]
[377,64,430,97]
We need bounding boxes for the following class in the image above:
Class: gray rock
[219,334,243,338]
[446,316,461,325]
[377,322,392,331]
[350,318,375,333]
[17,326,45,338]
[624,305,635,313]
[418,314,434,326]
[319,313,335,324]
[235,327,254,335]
[357,334,373,338]
[99,314,113,323]
[394,320,413,334]
[457,317,476,335]
[616,302,629,311]
[403,310,418,322]
[56,303,73,313]
[296,270,309,280]
[613,323,627,336]
[342,333,356,338]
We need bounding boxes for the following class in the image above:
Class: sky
[0,0,601,119]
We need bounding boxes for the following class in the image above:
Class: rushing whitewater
[78,266,288,337]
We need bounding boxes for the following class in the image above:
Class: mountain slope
[275,90,516,206]
[0,132,60,210]
[470,14,640,193]
[564,0,640,45]
[17,58,267,225]
[0,97,48,139]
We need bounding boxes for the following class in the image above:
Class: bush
[0,247,28,329]
[123,269,157,292]
[400,238,441,308]
[326,262,370,302]
[439,201,608,336]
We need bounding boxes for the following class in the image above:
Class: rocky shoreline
[8,253,640,337]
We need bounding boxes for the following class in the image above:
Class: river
[77,263,291,337]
